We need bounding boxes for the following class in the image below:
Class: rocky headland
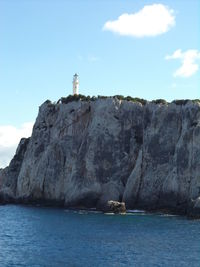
[1,95,200,218]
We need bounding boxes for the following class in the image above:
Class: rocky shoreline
[0,194,199,218]
[0,201,197,219]
[1,96,200,218]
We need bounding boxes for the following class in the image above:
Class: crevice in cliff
[176,106,183,148]
[133,150,143,206]
[176,106,186,207]
[187,127,194,203]
[134,107,146,206]
[77,105,92,155]
[41,156,50,199]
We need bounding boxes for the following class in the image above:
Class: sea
[0,205,199,267]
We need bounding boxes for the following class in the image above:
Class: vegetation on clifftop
[58,94,147,105]
[56,94,200,106]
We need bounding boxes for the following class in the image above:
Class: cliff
[1,96,200,217]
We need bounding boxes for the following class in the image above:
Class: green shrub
[60,94,92,104]
[91,96,97,101]
[113,95,124,101]
[152,99,168,105]
[172,99,189,105]
[129,97,147,105]
[113,95,147,105]
[192,99,200,104]
[97,95,108,99]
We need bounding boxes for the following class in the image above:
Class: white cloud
[166,49,200,77]
[103,4,175,37]
[0,122,33,168]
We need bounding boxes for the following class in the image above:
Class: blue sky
[0,0,200,167]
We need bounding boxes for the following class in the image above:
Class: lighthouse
[72,73,79,95]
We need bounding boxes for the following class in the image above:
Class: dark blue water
[0,205,199,267]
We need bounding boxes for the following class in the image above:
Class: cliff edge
[1,96,200,217]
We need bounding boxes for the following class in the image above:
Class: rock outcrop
[1,97,200,217]
[107,200,126,214]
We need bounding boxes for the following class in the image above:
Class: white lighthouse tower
[72,73,79,95]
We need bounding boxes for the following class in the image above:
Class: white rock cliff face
[1,98,200,217]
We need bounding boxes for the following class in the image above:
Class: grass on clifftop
[56,94,200,106]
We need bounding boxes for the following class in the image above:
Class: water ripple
[0,205,199,267]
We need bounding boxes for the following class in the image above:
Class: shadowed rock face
[1,98,200,217]
[0,138,30,203]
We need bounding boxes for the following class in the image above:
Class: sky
[0,0,200,167]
